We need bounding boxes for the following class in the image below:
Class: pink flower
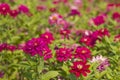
[0,43,7,52]
[57,19,69,28]
[0,3,10,16]
[106,3,115,11]
[74,47,91,61]
[36,5,46,12]
[90,55,110,72]
[114,34,120,42]
[60,28,70,39]
[92,15,105,26]
[0,71,4,78]
[9,9,19,17]
[18,5,29,14]
[80,36,96,47]
[23,38,49,56]
[112,12,120,22]
[7,44,16,52]
[40,31,54,44]
[69,6,80,16]
[93,28,110,39]
[49,7,57,13]
[43,48,52,60]
[49,13,63,25]
[69,61,90,77]
[56,47,72,62]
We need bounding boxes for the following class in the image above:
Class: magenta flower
[0,71,4,78]
[93,28,110,39]
[7,44,16,52]
[18,5,29,14]
[40,31,54,44]
[0,3,10,16]
[23,38,49,56]
[92,15,105,26]
[43,48,52,60]
[114,34,120,42]
[60,28,70,39]
[112,12,120,22]
[9,9,19,18]
[74,47,91,61]
[0,43,8,52]
[56,47,72,62]
[69,6,80,16]
[80,36,96,47]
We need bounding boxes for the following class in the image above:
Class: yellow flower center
[77,64,83,69]
[82,50,86,54]
[52,16,57,20]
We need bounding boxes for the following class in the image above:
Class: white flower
[90,55,107,63]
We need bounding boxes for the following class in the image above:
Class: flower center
[2,7,6,11]
[77,64,83,69]
[84,38,87,42]
[34,42,38,46]
[82,50,86,54]
[45,35,48,39]
[62,51,66,54]
[52,16,57,20]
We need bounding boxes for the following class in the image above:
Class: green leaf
[42,71,59,80]
[67,74,77,80]
[62,64,69,74]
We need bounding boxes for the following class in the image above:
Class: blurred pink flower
[0,3,10,16]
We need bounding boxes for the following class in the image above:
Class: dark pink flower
[0,43,8,52]
[92,15,105,26]
[74,47,91,61]
[112,12,120,22]
[36,5,46,11]
[106,3,115,11]
[49,7,57,13]
[18,5,29,14]
[60,28,70,39]
[114,34,120,42]
[9,9,19,17]
[93,28,110,39]
[40,31,54,44]
[80,36,96,47]
[56,47,72,62]
[69,61,90,77]
[7,45,16,52]
[43,48,52,60]
[69,6,80,16]
[23,38,49,56]
[0,3,10,16]
[0,71,4,78]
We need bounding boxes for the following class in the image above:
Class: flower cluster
[0,3,30,17]
[80,28,110,47]
[23,31,54,60]
[0,43,16,52]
